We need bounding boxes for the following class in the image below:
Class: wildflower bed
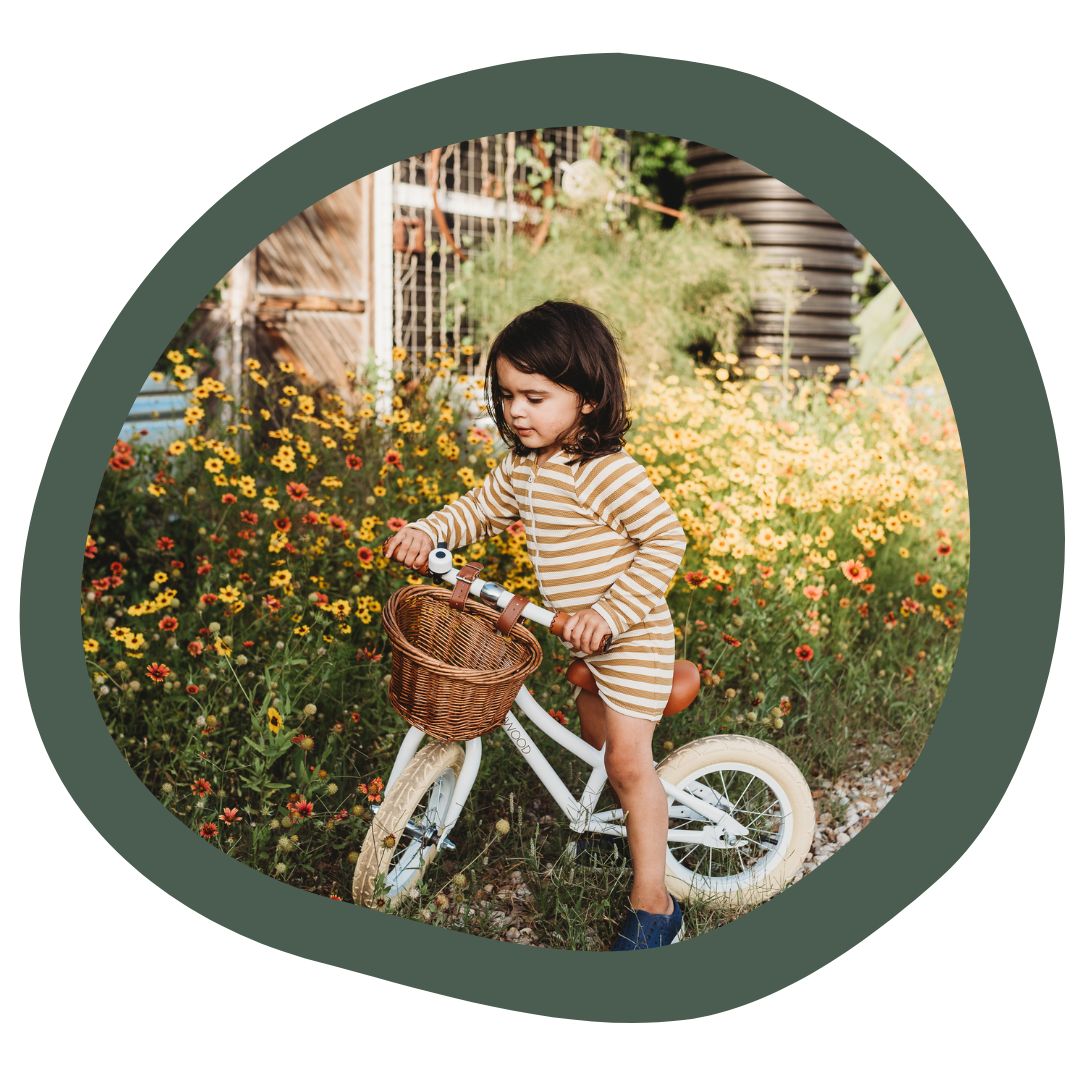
[82,345,968,921]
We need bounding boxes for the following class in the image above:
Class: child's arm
[575,452,688,638]
[402,452,520,550]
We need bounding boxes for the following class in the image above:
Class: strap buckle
[447,561,484,610]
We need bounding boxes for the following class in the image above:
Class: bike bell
[428,540,453,577]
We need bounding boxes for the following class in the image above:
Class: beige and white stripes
[404,446,687,723]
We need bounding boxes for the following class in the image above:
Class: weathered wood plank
[258,294,366,313]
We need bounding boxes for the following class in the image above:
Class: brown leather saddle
[564,657,701,717]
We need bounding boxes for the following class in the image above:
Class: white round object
[559,158,613,206]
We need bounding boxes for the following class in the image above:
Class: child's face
[495,355,592,457]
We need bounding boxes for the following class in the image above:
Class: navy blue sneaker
[609,894,684,950]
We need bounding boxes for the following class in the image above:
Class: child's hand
[562,609,612,654]
[384,527,434,571]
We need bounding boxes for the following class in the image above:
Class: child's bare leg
[601,705,672,915]
[576,687,607,750]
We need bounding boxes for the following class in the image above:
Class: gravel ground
[792,745,914,884]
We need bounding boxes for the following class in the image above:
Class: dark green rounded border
[21,54,1063,1022]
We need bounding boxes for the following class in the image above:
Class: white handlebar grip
[428,545,454,576]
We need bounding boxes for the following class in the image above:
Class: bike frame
[378,560,750,854]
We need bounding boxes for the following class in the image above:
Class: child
[384,300,688,950]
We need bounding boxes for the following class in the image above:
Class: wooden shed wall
[252,176,377,396]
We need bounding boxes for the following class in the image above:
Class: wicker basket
[381,580,544,741]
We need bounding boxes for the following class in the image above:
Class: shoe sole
[610,924,684,950]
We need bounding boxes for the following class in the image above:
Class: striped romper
[403,446,688,723]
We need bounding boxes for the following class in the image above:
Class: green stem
[220,653,253,708]
[681,588,696,660]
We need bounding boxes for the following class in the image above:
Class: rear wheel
[352,740,464,910]
[657,735,815,911]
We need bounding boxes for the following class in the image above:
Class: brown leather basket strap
[448,562,484,610]
[495,593,530,635]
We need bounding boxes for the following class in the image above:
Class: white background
[4,2,1075,1073]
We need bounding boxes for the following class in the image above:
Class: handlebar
[381,536,612,654]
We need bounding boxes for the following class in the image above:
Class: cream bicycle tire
[657,734,815,912]
[352,740,465,910]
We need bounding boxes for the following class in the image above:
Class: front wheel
[352,740,465,910]
[657,734,815,912]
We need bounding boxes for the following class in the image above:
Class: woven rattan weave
[381,583,544,740]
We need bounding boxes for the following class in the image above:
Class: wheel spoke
[734,774,755,807]
[741,806,781,833]
[743,833,778,853]
[719,771,733,806]
[664,761,793,888]
[384,771,452,894]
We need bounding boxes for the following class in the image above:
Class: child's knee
[603,743,652,788]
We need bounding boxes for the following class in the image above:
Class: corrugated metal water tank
[686,144,861,381]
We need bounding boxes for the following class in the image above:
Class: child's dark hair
[484,299,631,466]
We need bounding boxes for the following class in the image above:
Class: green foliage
[629,131,694,183]
[448,207,763,382]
